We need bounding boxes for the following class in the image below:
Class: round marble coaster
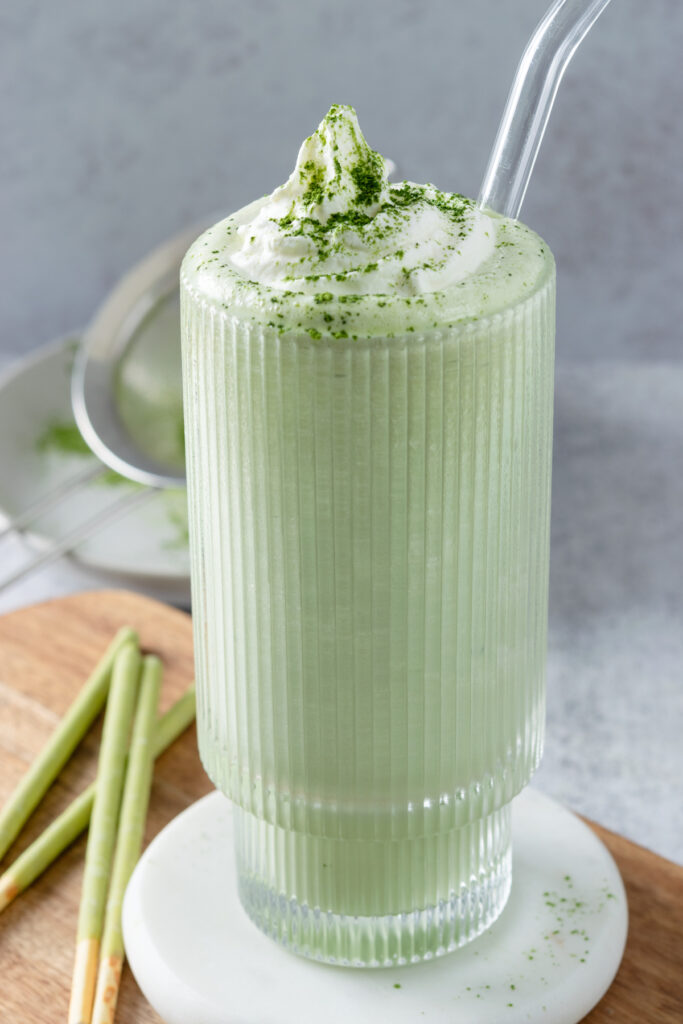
[123,789,627,1024]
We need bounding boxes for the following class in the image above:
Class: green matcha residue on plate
[35,419,190,548]
[36,420,90,458]
[36,420,130,487]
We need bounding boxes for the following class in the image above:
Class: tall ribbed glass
[181,267,555,966]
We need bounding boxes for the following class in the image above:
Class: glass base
[234,803,512,967]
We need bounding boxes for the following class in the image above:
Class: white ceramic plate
[123,788,628,1024]
[0,336,191,598]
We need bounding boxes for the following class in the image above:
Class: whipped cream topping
[229,105,496,297]
[181,105,553,339]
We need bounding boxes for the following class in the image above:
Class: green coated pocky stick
[92,655,162,1024]
[68,641,141,1024]
[0,685,196,912]
[0,626,137,862]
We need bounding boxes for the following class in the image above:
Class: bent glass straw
[479,0,613,220]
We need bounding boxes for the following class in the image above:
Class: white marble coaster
[123,788,627,1024]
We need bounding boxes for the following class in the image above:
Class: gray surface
[2,0,683,362]
[539,362,683,862]
[1,349,681,864]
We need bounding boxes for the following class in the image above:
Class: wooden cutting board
[0,590,681,1023]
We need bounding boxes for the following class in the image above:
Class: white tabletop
[1,352,681,865]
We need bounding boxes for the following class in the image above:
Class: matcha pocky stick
[68,642,141,1024]
[0,627,137,862]
[0,685,196,912]
[91,656,162,1024]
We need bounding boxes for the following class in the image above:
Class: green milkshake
[181,105,554,966]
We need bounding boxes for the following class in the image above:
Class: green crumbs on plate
[36,420,90,456]
[35,419,129,488]
[35,416,190,548]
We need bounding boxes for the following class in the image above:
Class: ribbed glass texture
[181,268,555,965]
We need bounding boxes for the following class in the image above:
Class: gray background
[2,0,682,361]
[1,2,682,864]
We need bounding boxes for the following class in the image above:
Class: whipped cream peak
[271,103,391,224]
[229,105,496,299]
[182,106,553,338]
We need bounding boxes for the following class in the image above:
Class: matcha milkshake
[181,105,554,966]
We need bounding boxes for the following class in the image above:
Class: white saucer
[123,788,627,1024]
[0,337,190,602]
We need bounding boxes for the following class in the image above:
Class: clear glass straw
[479,0,612,219]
